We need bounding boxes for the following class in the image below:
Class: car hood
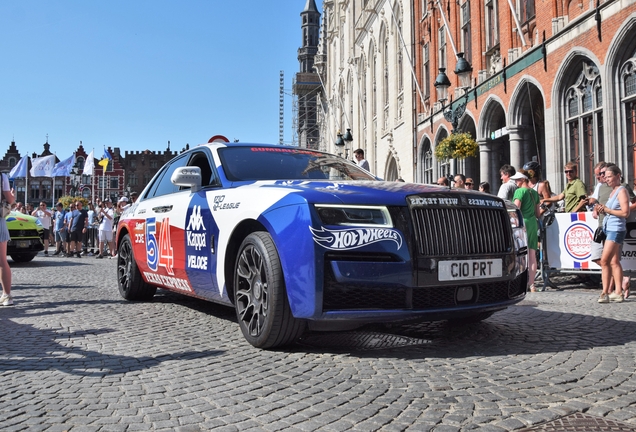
[6,211,41,229]
[248,180,483,206]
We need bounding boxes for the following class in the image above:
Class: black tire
[10,254,36,263]
[234,232,305,349]
[117,234,157,301]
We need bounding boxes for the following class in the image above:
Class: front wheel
[117,234,157,301]
[234,232,305,349]
[10,254,36,263]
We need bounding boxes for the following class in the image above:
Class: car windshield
[218,146,376,182]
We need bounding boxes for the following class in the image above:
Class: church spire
[299,0,320,73]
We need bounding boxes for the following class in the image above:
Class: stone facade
[317,0,415,181]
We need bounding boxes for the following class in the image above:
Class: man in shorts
[96,199,115,258]
[52,203,67,255]
[68,201,88,258]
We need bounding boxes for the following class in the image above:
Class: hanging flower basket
[435,132,479,161]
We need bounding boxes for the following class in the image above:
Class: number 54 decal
[146,217,175,275]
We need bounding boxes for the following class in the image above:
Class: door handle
[152,205,173,213]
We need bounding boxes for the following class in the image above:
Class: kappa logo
[310,226,403,251]
[186,205,206,231]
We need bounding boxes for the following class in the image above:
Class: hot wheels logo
[310,226,403,250]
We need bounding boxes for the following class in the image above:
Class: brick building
[0,140,182,206]
[414,0,636,193]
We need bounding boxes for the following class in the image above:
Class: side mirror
[171,166,202,192]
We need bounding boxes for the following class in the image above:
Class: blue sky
[0,1,318,159]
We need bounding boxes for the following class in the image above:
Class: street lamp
[434,53,473,133]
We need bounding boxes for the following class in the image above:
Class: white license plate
[438,259,502,281]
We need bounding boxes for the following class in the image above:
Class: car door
[134,154,192,293]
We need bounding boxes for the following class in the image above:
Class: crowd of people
[441,160,633,302]
[0,192,137,307]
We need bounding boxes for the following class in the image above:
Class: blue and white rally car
[115,143,528,348]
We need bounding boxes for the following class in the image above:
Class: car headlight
[507,207,527,252]
[315,205,393,227]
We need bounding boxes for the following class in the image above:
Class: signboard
[544,212,636,273]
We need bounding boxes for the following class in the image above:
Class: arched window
[622,56,636,184]
[565,62,603,191]
[8,157,15,168]
[383,28,389,107]
[395,7,403,94]
[371,42,377,117]
[421,138,434,184]
[76,157,85,170]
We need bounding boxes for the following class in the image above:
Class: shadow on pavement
[0,307,225,376]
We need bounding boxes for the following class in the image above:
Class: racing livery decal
[185,193,221,295]
[186,205,209,270]
[310,226,403,251]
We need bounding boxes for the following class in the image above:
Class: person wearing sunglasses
[464,178,474,190]
[541,162,588,212]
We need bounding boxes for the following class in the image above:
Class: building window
[77,157,85,171]
[110,178,119,189]
[130,159,137,169]
[383,28,389,107]
[129,173,138,186]
[423,43,430,99]
[461,1,472,65]
[372,44,377,117]
[565,62,602,191]
[396,11,403,94]
[8,157,15,168]
[436,131,450,178]
[439,26,447,70]
[422,139,434,183]
[150,160,158,169]
[519,0,535,24]
[621,57,636,185]
[485,0,499,51]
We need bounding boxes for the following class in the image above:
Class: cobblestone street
[1,253,636,431]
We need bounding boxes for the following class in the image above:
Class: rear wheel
[117,234,156,301]
[234,232,305,349]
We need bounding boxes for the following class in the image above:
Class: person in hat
[118,196,130,211]
[512,169,541,292]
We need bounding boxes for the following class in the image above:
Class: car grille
[411,207,511,256]
[9,229,40,238]
[322,267,526,311]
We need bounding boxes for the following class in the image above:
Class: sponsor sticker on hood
[310,226,403,251]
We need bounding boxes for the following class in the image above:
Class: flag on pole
[9,156,28,179]
[83,151,95,176]
[29,155,56,177]
[52,154,76,177]
[98,148,112,174]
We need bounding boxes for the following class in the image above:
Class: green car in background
[6,211,44,262]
